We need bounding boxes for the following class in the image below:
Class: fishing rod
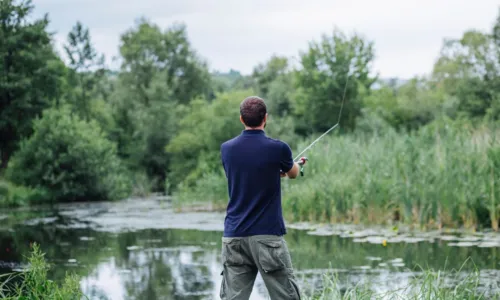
[295,71,350,176]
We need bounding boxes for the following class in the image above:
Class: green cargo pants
[219,235,301,299]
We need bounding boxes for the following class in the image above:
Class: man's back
[220,129,294,237]
[218,96,303,299]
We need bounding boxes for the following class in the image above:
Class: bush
[166,89,254,189]
[6,106,132,203]
[166,89,302,192]
[0,180,48,207]
[0,243,84,300]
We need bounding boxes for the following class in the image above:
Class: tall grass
[0,243,84,299]
[284,119,500,230]
[174,119,500,230]
[304,266,500,299]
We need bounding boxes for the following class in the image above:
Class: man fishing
[219,96,306,299]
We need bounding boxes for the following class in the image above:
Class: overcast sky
[33,0,499,79]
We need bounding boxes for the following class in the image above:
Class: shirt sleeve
[280,142,294,173]
[220,144,228,178]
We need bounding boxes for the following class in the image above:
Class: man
[219,96,306,299]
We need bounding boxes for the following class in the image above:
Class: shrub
[6,106,131,203]
[0,180,48,207]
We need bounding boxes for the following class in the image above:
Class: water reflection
[77,232,271,299]
[1,201,500,299]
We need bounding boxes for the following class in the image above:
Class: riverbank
[5,198,499,248]
[174,120,500,232]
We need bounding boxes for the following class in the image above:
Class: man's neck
[244,126,265,131]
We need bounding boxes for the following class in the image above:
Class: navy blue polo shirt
[220,129,294,237]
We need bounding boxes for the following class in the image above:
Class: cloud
[33,0,499,78]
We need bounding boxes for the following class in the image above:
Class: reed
[175,119,500,230]
[303,261,499,299]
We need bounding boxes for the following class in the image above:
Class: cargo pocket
[287,271,301,300]
[219,270,226,299]
[222,238,244,266]
[257,239,286,273]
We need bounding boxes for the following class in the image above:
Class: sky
[33,0,499,79]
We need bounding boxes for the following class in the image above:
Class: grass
[0,180,48,208]
[303,260,500,299]
[0,243,84,300]
[174,118,500,231]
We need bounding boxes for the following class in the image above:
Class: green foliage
[0,243,84,300]
[266,74,295,117]
[107,74,182,192]
[1,0,500,225]
[252,55,296,117]
[5,106,131,202]
[0,0,66,168]
[212,69,255,94]
[175,119,500,231]
[363,78,453,131]
[118,18,212,105]
[166,89,252,188]
[252,55,290,97]
[63,21,107,120]
[304,264,498,299]
[0,180,47,207]
[293,29,377,135]
[282,119,500,230]
[432,29,500,120]
[132,101,180,191]
[101,18,216,191]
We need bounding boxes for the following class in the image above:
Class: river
[1,197,500,299]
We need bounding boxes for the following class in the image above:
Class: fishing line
[293,71,350,162]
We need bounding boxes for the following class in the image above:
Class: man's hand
[280,172,287,178]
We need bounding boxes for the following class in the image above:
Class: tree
[432,29,500,119]
[0,0,66,168]
[108,19,215,192]
[252,56,295,117]
[252,55,289,97]
[293,29,377,135]
[493,7,500,48]
[118,18,212,106]
[63,21,107,120]
[166,90,253,189]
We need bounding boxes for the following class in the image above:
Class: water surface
[1,198,499,299]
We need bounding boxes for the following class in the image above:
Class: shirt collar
[241,129,265,135]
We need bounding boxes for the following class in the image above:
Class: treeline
[1,0,500,229]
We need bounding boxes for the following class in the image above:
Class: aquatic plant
[304,260,500,299]
[0,243,84,300]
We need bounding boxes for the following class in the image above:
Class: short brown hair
[240,96,267,127]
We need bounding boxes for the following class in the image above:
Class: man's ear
[240,115,245,125]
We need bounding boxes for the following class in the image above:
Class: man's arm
[280,142,301,179]
[284,162,300,179]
